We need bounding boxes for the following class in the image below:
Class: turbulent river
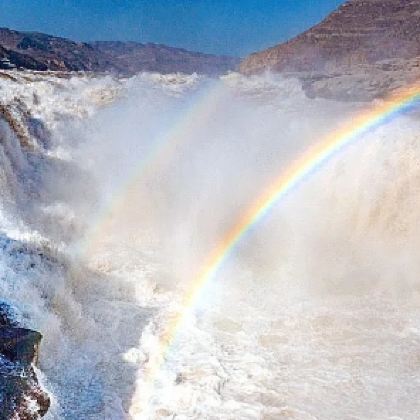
[0,70,420,419]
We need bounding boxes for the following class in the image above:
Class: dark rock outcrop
[0,303,50,419]
[0,28,238,75]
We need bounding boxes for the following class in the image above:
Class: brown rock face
[240,0,420,74]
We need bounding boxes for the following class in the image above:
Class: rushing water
[0,70,420,419]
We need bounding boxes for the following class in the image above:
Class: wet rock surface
[0,303,50,419]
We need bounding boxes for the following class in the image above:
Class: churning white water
[0,70,420,419]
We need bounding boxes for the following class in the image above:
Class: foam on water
[0,70,419,419]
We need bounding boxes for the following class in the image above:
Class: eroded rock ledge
[0,303,50,419]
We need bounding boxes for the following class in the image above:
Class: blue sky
[0,0,344,56]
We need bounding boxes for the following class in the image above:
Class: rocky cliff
[240,0,420,100]
[240,0,420,74]
[0,28,238,75]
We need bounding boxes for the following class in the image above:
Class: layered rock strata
[240,0,420,100]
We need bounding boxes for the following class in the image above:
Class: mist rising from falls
[0,70,420,419]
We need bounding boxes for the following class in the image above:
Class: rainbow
[80,80,227,258]
[129,82,420,417]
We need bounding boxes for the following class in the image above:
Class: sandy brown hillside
[240,0,420,74]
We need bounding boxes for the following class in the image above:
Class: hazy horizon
[0,0,344,56]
